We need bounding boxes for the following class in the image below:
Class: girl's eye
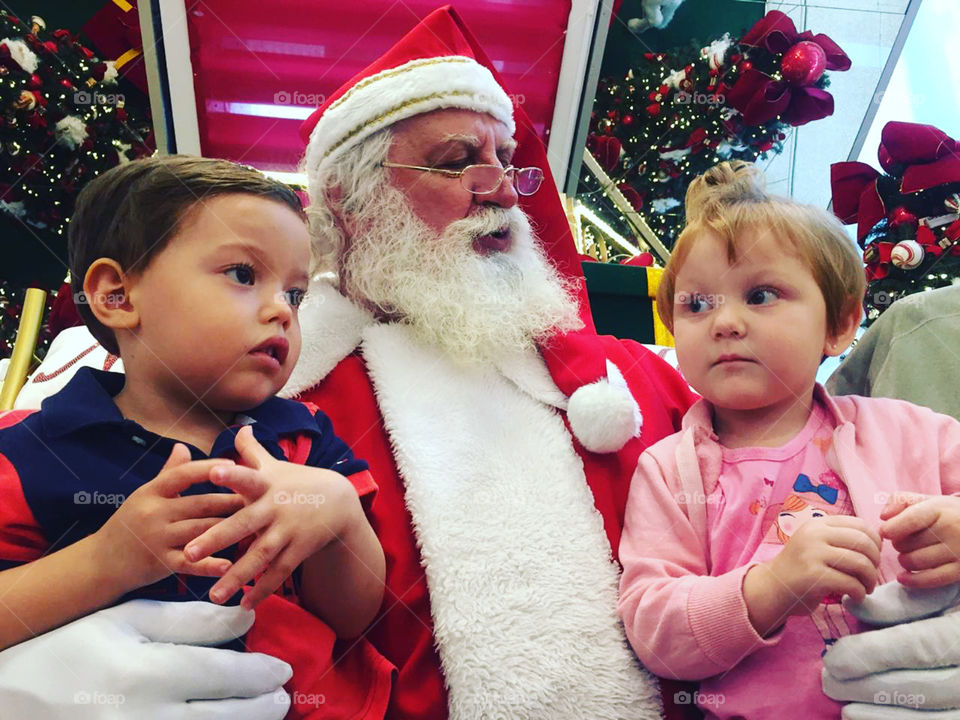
[747,287,779,305]
[285,288,306,307]
[681,292,713,314]
[812,511,825,518]
[225,264,255,285]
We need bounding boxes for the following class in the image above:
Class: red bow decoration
[831,121,960,242]
[725,11,850,127]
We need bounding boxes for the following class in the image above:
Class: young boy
[0,156,392,718]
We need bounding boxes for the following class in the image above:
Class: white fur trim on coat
[279,281,373,398]
[362,322,663,720]
[305,56,515,173]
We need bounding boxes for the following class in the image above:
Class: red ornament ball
[780,41,827,86]
[889,206,918,230]
[622,113,635,126]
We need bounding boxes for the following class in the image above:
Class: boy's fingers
[168,517,228,547]
[241,549,300,610]
[161,443,192,471]
[207,534,287,605]
[881,501,940,541]
[154,459,236,497]
[234,425,273,470]
[171,554,232,578]
[209,465,270,500]
[184,506,268,561]
[173,491,246,520]
[879,492,930,521]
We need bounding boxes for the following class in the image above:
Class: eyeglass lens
[461,166,544,196]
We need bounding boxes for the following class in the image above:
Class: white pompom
[567,379,642,454]
[55,116,89,149]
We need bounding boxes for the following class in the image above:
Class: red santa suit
[294,5,699,718]
[281,285,696,720]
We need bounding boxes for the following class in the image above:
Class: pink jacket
[618,385,960,681]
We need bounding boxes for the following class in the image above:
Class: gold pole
[0,288,47,410]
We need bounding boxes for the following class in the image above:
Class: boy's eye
[225,264,255,285]
[747,287,779,305]
[285,288,306,307]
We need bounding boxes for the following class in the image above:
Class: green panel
[582,261,656,344]
[602,0,764,78]
[8,0,108,36]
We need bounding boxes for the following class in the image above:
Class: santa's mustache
[443,207,525,246]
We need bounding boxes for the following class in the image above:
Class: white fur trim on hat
[567,360,643,454]
[305,56,514,173]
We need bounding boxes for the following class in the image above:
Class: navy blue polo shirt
[0,367,369,605]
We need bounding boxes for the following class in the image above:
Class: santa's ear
[325,184,358,243]
[83,258,139,334]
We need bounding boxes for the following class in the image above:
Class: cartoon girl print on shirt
[763,471,857,649]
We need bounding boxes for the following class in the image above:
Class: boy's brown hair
[68,154,305,355]
[656,160,866,339]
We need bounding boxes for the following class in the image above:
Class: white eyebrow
[440,133,482,146]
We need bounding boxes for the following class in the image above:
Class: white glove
[822,582,960,718]
[0,599,292,720]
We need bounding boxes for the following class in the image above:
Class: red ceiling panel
[185,1,572,171]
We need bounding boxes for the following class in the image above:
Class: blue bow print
[793,474,838,504]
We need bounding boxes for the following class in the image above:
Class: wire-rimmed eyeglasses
[381,162,544,196]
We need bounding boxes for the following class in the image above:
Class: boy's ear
[83,259,140,333]
[823,303,862,357]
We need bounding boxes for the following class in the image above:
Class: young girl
[617,161,960,719]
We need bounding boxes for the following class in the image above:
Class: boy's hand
[93,444,243,593]
[184,426,360,610]
[881,492,960,588]
[744,516,881,636]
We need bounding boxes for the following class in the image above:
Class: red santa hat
[299,6,643,452]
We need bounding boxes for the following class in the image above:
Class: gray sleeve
[826,290,960,420]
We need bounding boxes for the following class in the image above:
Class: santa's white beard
[340,184,583,363]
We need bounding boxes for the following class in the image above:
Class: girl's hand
[93,444,241,594]
[184,426,361,610]
[881,492,960,588]
[744,516,881,636]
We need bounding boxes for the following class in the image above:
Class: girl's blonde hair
[656,161,865,338]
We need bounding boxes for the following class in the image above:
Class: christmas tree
[0,10,153,359]
[831,120,960,323]
[579,10,851,259]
